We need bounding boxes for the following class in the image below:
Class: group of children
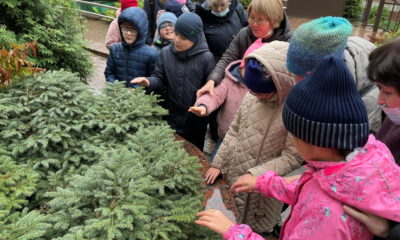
[103,0,400,238]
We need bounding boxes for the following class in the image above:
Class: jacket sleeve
[195,77,230,114]
[207,30,245,84]
[211,96,243,169]
[248,133,303,176]
[104,50,117,83]
[255,171,298,205]
[105,19,120,50]
[388,223,400,240]
[146,50,159,76]
[223,224,264,240]
[147,56,165,93]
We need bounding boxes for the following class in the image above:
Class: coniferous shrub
[0,70,217,239]
[0,0,92,79]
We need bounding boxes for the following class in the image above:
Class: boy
[104,7,159,88]
[153,12,177,51]
[132,13,215,150]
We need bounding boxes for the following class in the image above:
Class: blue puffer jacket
[104,7,159,88]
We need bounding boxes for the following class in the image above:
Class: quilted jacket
[104,7,159,88]
[224,135,400,240]
[211,41,303,233]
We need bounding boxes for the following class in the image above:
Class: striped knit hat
[283,55,369,150]
[286,16,352,77]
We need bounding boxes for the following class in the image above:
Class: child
[104,7,159,88]
[285,16,381,133]
[131,13,215,150]
[153,12,177,51]
[368,38,400,163]
[196,55,400,240]
[188,38,265,160]
[201,41,303,235]
[196,0,291,99]
[105,0,138,50]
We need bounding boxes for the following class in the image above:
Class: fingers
[204,171,217,184]
[196,88,206,99]
[343,205,368,222]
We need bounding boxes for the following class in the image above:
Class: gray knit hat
[174,12,203,43]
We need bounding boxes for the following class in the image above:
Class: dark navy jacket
[148,36,215,133]
[104,7,159,88]
[195,0,247,62]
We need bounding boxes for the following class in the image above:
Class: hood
[310,135,400,222]
[246,12,292,43]
[195,0,239,24]
[344,36,377,93]
[225,60,243,84]
[118,7,148,48]
[171,34,210,60]
[244,41,294,104]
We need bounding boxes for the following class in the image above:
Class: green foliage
[0,25,17,49]
[0,209,50,240]
[0,70,215,239]
[238,0,250,9]
[343,0,363,19]
[367,6,398,31]
[0,0,92,79]
[0,146,38,219]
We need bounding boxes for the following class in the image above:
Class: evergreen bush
[0,0,92,79]
[0,71,217,239]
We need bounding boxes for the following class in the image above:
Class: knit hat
[243,59,276,93]
[157,12,177,32]
[121,0,138,11]
[286,16,352,77]
[165,0,188,17]
[174,12,203,43]
[283,55,369,150]
[239,38,266,68]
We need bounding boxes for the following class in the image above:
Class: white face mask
[211,7,229,17]
[383,107,400,125]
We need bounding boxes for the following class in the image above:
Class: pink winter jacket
[224,135,400,240]
[194,60,248,139]
[105,9,122,50]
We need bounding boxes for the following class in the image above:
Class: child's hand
[131,77,150,87]
[231,174,257,193]
[343,205,391,238]
[188,105,207,116]
[204,167,221,184]
[195,209,234,236]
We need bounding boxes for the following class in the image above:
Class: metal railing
[362,0,400,32]
[75,0,118,20]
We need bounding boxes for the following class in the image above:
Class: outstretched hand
[188,106,207,116]
[204,167,221,184]
[131,77,150,87]
[231,174,257,194]
[196,80,215,99]
[195,209,234,236]
[343,205,391,238]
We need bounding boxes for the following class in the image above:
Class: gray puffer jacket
[212,41,302,233]
[344,36,381,133]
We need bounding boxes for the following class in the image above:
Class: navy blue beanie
[243,59,276,93]
[174,12,203,43]
[283,55,369,150]
[165,0,185,17]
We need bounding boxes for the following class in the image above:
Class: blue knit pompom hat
[244,59,276,93]
[286,16,352,77]
[283,55,369,150]
[157,12,177,32]
[174,12,203,43]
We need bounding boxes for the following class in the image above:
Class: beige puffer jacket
[211,41,303,233]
